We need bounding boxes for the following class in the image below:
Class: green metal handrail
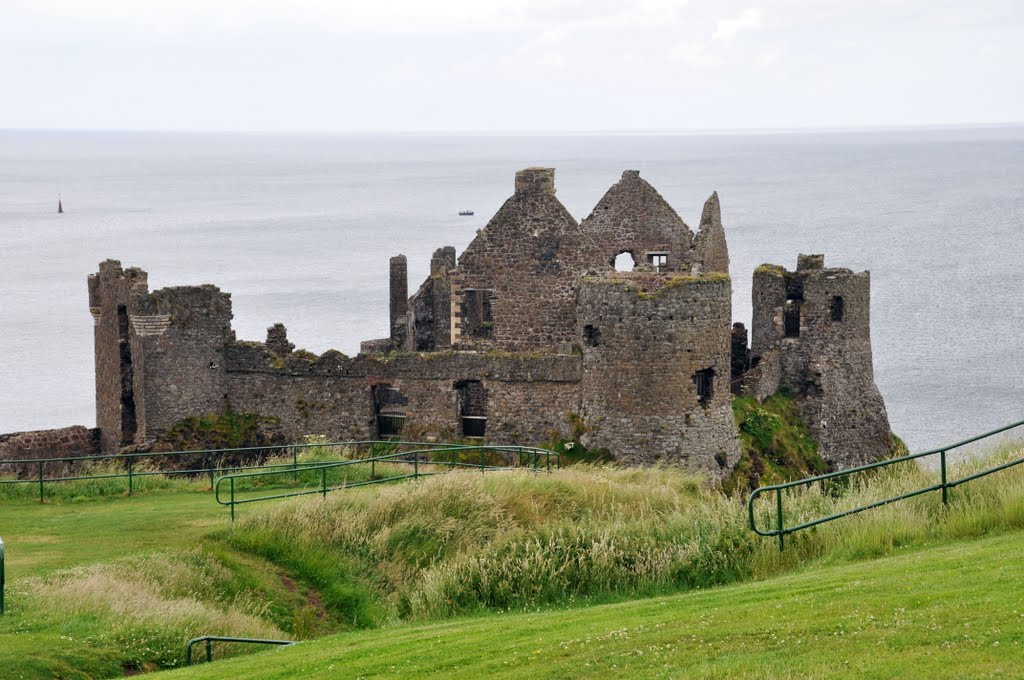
[184,635,295,665]
[0,439,504,503]
[215,444,560,521]
[749,417,1024,550]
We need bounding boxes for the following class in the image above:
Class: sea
[1,127,1022,454]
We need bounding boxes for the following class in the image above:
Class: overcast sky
[2,0,1022,132]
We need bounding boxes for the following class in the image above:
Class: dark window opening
[456,380,487,438]
[647,252,668,273]
[830,296,845,321]
[461,289,494,339]
[694,368,715,405]
[583,324,601,347]
[784,300,801,338]
[373,385,407,438]
[116,304,137,446]
[613,252,635,272]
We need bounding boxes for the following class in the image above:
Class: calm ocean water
[1,128,1021,453]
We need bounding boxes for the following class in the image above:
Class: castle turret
[748,254,892,467]
[577,273,740,475]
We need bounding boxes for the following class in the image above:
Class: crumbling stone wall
[747,255,892,467]
[0,426,101,477]
[222,341,580,444]
[453,168,608,351]
[689,192,730,275]
[403,247,455,352]
[579,170,694,272]
[89,261,235,452]
[577,273,740,475]
[89,260,147,452]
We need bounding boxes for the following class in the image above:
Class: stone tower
[747,254,892,467]
[577,273,741,474]
[88,260,235,452]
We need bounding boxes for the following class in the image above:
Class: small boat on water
[58,196,63,214]
[458,210,474,216]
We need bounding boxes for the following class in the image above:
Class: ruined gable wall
[749,256,892,468]
[688,192,730,275]
[223,343,580,445]
[577,273,740,475]
[454,169,608,351]
[579,170,694,272]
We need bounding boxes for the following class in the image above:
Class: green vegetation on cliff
[726,391,828,494]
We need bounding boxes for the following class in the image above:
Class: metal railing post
[321,466,327,499]
[208,455,215,490]
[480,447,485,473]
[230,477,235,524]
[127,458,134,496]
[206,638,213,664]
[371,459,375,479]
[414,454,419,479]
[292,446,299,482]
[1,536,5,616]
[38,461,44,503]
[940,449,948,506]
[776,488,785,552]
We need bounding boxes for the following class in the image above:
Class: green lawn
[0,491,227,579]
[161,529,1024,679]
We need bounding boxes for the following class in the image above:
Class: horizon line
[1,121,1023,137]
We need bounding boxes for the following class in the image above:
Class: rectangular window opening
[373,385,407,438]
[461,289,494,339]
[694,368,715,405]
[784,301,801,338]
[456,380,487,438]
[647,252,668,273]
[830,295,845,321]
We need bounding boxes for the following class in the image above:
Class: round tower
[577,272,740,475]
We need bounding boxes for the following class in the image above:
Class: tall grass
[226,439,1024,624]
[11,551,284,670]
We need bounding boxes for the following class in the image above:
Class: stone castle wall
[223,341,580,444]
[577,273,740,473]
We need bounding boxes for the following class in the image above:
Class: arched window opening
[613,252,635,272]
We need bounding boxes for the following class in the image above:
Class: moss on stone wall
[163,406,284,452]
[723,391,828,494]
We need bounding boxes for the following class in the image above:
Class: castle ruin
[1,168,894,477]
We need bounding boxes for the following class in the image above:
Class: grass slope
[0,491,223,579]
[162,529,1024,679]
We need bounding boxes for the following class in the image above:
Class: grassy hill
[159,528,1024,679]
[2,439,1023,677]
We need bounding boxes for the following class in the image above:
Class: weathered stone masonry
[1,167,894,478]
